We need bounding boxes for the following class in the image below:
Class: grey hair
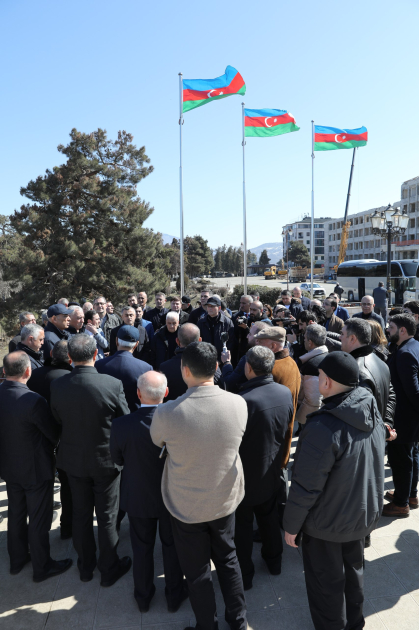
[246,346,275,376]
[117,339,137,349]
[241,295,253,302]
[344,318,372,346]
[4,351,31,377]
[51,340,70,365]
[121,305,136,314]
[70,306,83,315]
[21,323,44,341]
[137,372,167,403]
[57,298,69,306]
[166,311,179,322]
[19,311,34,325]
[305,324,327,347]
[68,334,97,363]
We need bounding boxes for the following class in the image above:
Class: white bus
[336,259,418,304]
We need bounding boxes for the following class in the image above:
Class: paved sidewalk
[1,439,419,629]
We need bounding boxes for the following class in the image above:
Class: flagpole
[310,120,314,300]
[179,73,185,297]
[242,103,248,294]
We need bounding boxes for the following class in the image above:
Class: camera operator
[232,300,272,365]
[286,311,318,366]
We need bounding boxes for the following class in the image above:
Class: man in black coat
[168,295,190,325]
[160,323,201,401]
[28,340,74,539]
[110,306,151,362]
[16,324,45,370]
[293,286,311,310]
[284,352,386,630]
[43,303,72,360]
[96,325,152,412]
[385,314,419,518]
[188,289,212,325]
[151,312,180,370]
[198,296,234,361]
[181,295,193,314]
[0,351,72,582]
[110,371,188,613]
[50,333,132,586]
[353,295,385,330]
[235,346,293,590]
[143,291,169,331]
[276,290,304,319]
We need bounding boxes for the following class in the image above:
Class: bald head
[3,351,31,381]
[177,323,201,347]
[311,299,321,307]
[137,371,168,405]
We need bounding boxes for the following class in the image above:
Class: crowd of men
[1,283,419,630]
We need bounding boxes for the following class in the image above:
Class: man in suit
[16,324,45,370]
[137,291,152,314]
[293,286,311,311]
[50,333,132,586]
[134,304,154,342]
[373,282,389,324]
[110,371,188,613]
[328,293,350,322]
[96,325,152,412]
[28,340,74,539]
[0,351,72,582]
[43,303,72,360]
[9,311,37,352]
[236,346,294,590]
[168,295,189,325]
[151,342,248,630]
[110,306,151,361]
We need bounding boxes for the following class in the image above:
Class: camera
[236,316,247,325]
[286,323,300,336]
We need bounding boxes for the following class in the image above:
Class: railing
[394,239,419,247]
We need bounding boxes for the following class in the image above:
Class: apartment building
[396,176,419,259]
[282,216,330,266]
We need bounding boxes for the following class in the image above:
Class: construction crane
[333,148,357,274]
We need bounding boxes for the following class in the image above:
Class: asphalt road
[205,275,335,295]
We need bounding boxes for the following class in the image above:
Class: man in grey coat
[151,342,248,630]
[373,282,389,323]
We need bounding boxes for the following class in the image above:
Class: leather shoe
[135,583,156,613]
[10,554,31,575]
[385,490,418,508]
[381,503,410,518]
[100,556,132,587]
[33,558,73,582]
[167,584,189,613]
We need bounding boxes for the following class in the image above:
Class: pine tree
[0,129,170,318]
[259,249,271,265]
[184,235,214,277]
[287,241,310,267]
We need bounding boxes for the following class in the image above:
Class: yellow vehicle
[264,265,277,280]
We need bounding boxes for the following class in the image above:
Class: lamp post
[370,204,409,300]
[282,227,293,291]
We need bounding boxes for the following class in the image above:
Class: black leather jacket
[350,345,395,427]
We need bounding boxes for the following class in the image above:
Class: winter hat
[318,351,359,387]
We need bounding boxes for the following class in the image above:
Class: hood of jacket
[312,386,378,432]
[300,345,328,364]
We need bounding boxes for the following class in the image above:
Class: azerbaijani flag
[244,109,300,137]
[182,65,245,113]
[314,126,368,151]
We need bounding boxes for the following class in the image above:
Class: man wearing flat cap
[43,303,72,361]
[283,351,386,630]
[95,326,152,412]
[197,296,234,361]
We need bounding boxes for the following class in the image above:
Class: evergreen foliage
[287,240,311,267]
[258,249,271,265]
[212,246,255,274]
[0,129,170,321]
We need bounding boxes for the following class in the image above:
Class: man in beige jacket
[151,341,248,630]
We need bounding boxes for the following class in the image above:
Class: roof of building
[402,176,419,185]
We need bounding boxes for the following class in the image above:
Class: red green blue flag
[182,66,246,113]
[314,126,368,151]
[244,109,300,137]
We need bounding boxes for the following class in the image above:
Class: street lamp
[370,204,409,298]
[282,227,293,290]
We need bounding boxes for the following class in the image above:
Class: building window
[410,203,416,213]
[411,186,416,197]
[402,188,408,199]
[410,218,415,229]
[359,217,363,224]
[306,241,310,245]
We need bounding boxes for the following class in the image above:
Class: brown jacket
[271,348,301,467]
[326,312,344,334]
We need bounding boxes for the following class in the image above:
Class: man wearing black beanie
[283,351,386,630]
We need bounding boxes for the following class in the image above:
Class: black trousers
[302,534,364,630]
[171,512,246,630]
[128,510,184,607]
[277,468,289,528]
[6,479,53,578]
[235,493,283,585]
[387,441,416,506]
[67,470,120,581]
[57,468,73,535]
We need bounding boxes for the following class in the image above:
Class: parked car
[300,283,326,298]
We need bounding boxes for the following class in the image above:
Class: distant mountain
[160,233,177,245]
[250,242,283,264]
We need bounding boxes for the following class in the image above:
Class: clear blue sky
[1,0,417,249]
